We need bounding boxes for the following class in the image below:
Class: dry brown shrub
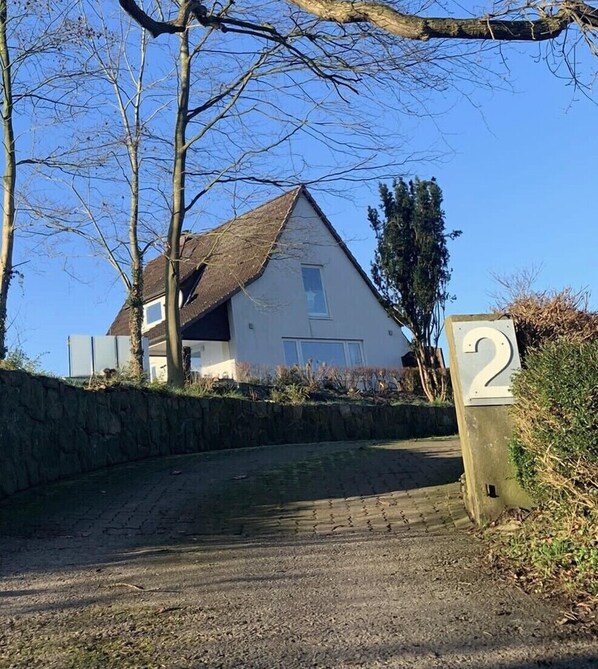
[185,375,218,396]
[495,287,598,360]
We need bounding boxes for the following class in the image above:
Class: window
[145,303,162,324]
[347,342,364,367]
[301,341,345,367]
[144,299,165,329]
[301,265,328,317]
[283,340,299,366]
[190,351,202,373]
[283,339,364,368]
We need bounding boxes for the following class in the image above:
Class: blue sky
[7,40,597,376]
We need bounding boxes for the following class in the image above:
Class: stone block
[59,451,82,479]
[0,459,18,498]
[46,388,63,421]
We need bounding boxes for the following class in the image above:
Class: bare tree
[59,6,165,379]
[0,0,92,359]
[116,1,465,385]
[24,3,176,380]
[21,0,430,386]
[114,0,598,386]
[0,0,15,360]
[162,27,302,385]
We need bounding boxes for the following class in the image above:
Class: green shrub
[498,339,598,604]
[85,364,147,390]
[270,383,309,405]
[0,348,45,374]
[509,339,598,508]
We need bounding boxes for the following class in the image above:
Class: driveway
[0,438,595,668]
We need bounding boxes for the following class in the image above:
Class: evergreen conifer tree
[369,177,461,401]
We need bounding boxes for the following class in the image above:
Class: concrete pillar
[446,314,533,525]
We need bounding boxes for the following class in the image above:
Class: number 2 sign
[450,319,521,406]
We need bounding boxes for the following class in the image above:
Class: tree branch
[287,0,598,42]
[119,0,598,44]
[118,0,192,37]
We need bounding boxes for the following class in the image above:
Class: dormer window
[144,298,165,330]
[301,265,328,317]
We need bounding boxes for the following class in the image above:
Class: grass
[80,372,445,407]
[488,506,598,625]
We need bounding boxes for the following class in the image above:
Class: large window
[301,265,328,317]
[301,341,345,367]
[283,339,364,368]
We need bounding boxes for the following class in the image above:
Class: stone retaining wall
[0,369,457,499]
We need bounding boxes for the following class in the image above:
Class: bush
[496,287,598,360]
[274,363,318,392]
[0,348,45,374]
[270,383,309,405]
[509,340,598,509]
[234,362,273,384]
[184,375,218,397]
[502,339,598,604]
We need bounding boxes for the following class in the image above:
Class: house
[107,186,411,380]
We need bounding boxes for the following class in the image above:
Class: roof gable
[107,187,301,340]
[107,186,392,342]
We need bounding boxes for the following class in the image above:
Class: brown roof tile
[107,187,301,342]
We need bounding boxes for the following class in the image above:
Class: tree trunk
[0,0,15,361]
[127,264,144,379]
[413,341,446,402]
[127,121,144,380]
[183,345,191,383]
[165,28,190,386]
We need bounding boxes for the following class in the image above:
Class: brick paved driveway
[0,438,595,668]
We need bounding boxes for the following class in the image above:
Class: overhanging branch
[288,0,598,41]
[118,0,193,36]
[119,0,598,43]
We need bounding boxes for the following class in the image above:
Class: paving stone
[0,438,595,668]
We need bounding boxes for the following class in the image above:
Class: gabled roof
[107,185,390,343]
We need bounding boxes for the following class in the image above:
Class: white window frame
[143,297,165,331]
[282,339,364,368]
[301,265,329,318]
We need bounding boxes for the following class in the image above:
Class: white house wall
[149,356,167,381]
[229,194,410,372]
[150,342,234,380]
[193,341,235,379]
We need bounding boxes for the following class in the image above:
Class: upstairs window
[301,265,328,317]
[144,299,164,329]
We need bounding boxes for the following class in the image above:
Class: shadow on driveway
[1,439,595,669]
[0,438,463,545]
